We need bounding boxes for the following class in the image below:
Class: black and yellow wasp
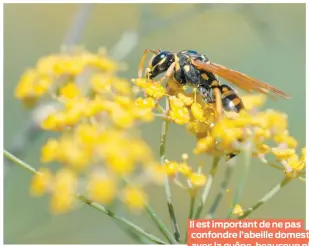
[138,49,291,160]
[138,49,290,117]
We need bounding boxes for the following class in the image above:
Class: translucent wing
[192,60,291,100]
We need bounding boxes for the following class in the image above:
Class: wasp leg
[159,62,176,83]
[207,79,223,120]
[138,49,159,78]
[213,87,223,119]
[218,84,245,161]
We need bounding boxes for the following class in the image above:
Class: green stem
[184,192,197,243]
[205,161,234,219]
[4,149,37,174]
[160,116,181,242]
[227,142,252,218]
[194,156,220,219]
[3,149,167,245]
[118,224,151,244]
[238,176,293,219]
[188,192,197,219]
[77,195,166,244]
[266,162,305,182]
[122,178,175,244]
[145,205,178,244]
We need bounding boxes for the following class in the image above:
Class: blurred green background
[4,3,306,244]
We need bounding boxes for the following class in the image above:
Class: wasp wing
[192,60,291,100]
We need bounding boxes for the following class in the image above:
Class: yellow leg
[159,62,176,84]
[138,49,158,78]
[214,87,223,120]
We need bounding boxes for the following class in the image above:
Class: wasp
[138,49,290,116]
[138,49,291,160]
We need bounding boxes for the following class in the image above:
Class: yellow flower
[122,186,147,210]
[15,69,37,99]
[50,189,76,214]
[287,147,306,172]
[87,174,117,204]
[254,128,271,143]
[114,95,134,108]
[232,204,244,216]
[241,94,266,111]
[264,110,288,134]
[90,56,118,72]
[144,83,166,99]
[50,168,77,214]
[255,143,271,155]
[194,136,216,155]
[41,138,59,163]
[189,173,207,187]
[134,97,156,109]
[273,131,298,149]
[169,107,190,125]
[36,55,58,74]
[169,96,184,109]
[131,78,147,87]
[111,107,135,128]
[212,122,243,150]
[75,123,98,145]
[57,137,92,169]
[191,102,206,122]
[59,82,82,100]
[30,168,53,196]
[177,93,193,106]
[54,168,78,192]
[187,122,211,139]
[91,74,112,94]
[133,98,155,121]
[53,55,85,76]
[178,163,192,176]
[112,78,132,95]
[165,161,179,176]
[41,112,67,131]
[130,139,153,164]
[102,141,136,175]
[84,96,107,117]
[272,148,296,161]
[33,75,53,97]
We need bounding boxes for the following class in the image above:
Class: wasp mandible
[138,49,290,117]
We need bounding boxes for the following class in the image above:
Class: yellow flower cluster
[194,109,306,175]
[133,77,305,176]
[15,47,119,107]
[16,47,305,215]
[16,48,165,214]
[164,154,207,189]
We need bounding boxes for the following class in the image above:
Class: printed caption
[188,219,309,246]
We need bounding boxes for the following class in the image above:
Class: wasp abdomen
[220,84,244,112]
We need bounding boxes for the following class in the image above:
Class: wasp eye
[152,52,168,67]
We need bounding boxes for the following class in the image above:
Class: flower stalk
[3,149,167,245]
[238,176,293,219]
[145,205,178,244]
[205,161,234,219]
[160,97,181,243]
[227,140,253,218]
[194,156,220,219]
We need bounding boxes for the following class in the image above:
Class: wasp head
[146,51,174,79]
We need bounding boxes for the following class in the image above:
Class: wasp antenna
[138,49,158,78]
